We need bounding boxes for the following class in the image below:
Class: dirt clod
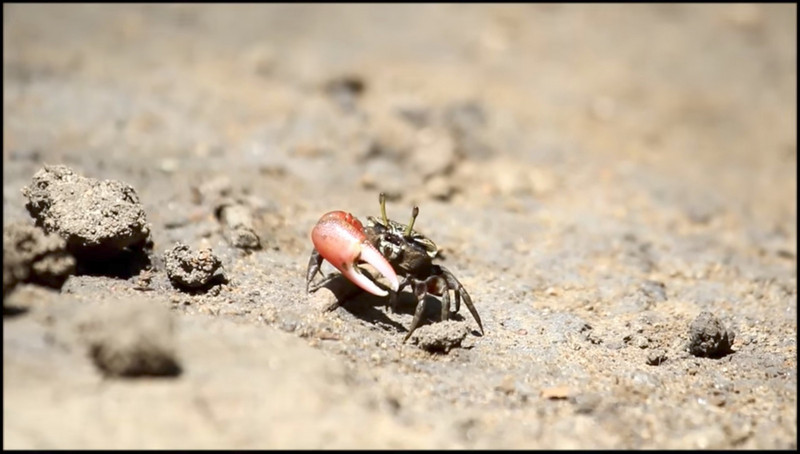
[163,242,225,290]
[3,222,76,297]
[217,203,261,249]
[688,312,735,358]
[21,165,151,259]
[408,320,469,353]
[76,296,181,377]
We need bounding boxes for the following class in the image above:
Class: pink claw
[311,211,399,296]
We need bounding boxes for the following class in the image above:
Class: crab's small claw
[311,211,399,296]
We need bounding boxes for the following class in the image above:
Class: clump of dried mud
[76,295,181,377]
[163,242,225,291]
[22,165,152,259]
[3,222,75,297]
[688,311,736,358]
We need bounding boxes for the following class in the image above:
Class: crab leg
[403,281,429,342]
[440,266,484,335]
[311,211,399,297]
[306,248,325,293]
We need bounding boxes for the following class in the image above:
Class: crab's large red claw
[311,211,399,296]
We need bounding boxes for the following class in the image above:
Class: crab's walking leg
[306,248,348,293]
[441,266,484,335]
[308,273,341,294]
[423,274,450,322]
[403,281,429,343]
[306,248,325,293]
[440,278,452,322]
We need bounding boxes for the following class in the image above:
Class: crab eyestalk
[404,206,419,237]
[379,192,389,226]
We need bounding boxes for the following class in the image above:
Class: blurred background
[4,4,796,217]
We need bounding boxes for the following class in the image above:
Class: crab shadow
[317,274,467,335]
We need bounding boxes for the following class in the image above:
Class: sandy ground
[3,4,797,449]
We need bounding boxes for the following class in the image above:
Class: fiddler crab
[306,193,484,342]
